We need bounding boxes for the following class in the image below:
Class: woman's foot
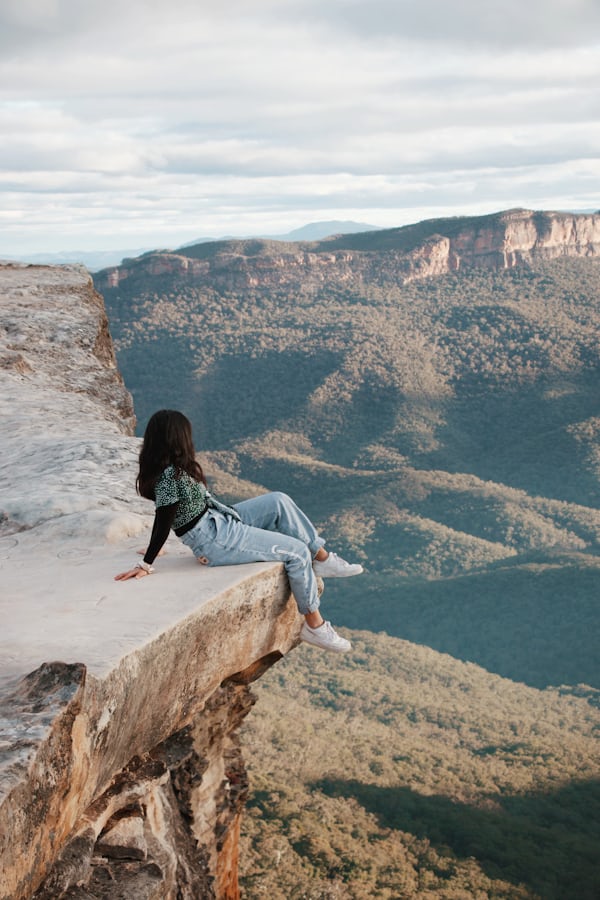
[300,620,351,653]
[313,552,363,578]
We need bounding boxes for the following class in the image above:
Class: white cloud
[298,0,600,49]
[0,0,598,254]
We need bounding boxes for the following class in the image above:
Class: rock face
[0,264,301,899]
[0,263,135,435]
[95,208,600,292]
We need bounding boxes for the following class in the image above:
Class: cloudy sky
[1,0,599,255]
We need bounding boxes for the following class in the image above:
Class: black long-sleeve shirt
[143,502,178,565]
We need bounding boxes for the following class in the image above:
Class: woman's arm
[144,503,177,564]
[115,503,178,580]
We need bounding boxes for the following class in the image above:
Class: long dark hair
[137,409,206,500]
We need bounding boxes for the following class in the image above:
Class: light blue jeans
[179,491,325,614]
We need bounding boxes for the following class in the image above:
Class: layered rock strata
[95,208,600,292]
[0,264,300,899]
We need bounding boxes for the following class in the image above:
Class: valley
[96,210,600,897]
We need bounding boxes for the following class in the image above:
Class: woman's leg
[233,492,325,558]
[181,505,353,653]
[234,492,363,576]
[182,509,321,615]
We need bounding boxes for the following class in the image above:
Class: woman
[115,410,363,653]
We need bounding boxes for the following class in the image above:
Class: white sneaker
[313,552,363,578]
[300,620,351,653]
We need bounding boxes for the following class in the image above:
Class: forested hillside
[239,632,600,900]
[97,221,600,897]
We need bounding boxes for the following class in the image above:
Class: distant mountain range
[179,219,382,248]
[5,220,381,271]
[95,208,600,291]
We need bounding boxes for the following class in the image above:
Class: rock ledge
[0,265,300,899]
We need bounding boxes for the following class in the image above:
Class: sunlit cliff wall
[95,209,600,292]
[0,264,300,899]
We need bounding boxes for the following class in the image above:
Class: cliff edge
[0,264,301,899]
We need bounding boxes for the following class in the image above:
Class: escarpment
[95,208,600,292]
[0,264,302,899]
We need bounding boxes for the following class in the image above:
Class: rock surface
[0,264,301,899]
[94,208,600,292]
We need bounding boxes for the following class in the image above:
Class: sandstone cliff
[0,264,301,899]
[95,209,600,292]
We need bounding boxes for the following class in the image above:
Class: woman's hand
[114,567,149,581]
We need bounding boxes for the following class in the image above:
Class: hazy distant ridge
[8,220,380,270]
